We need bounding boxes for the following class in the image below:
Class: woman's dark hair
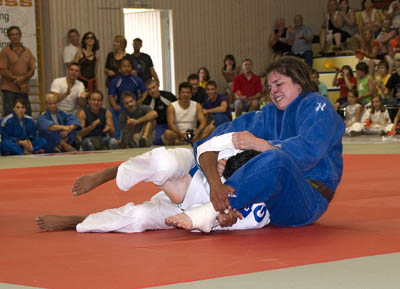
[223,54,237,71]
[265,56,315,93]
[198,67,210,82]
[341,65,354,77]
[223,150,261,179]
[81,32,99,52]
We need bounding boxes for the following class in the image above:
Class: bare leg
[72,165,119,196]
[160,174,192,204]
[35,215,86,231]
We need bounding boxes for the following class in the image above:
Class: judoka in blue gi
[1,98,46,155]
[37,93,81,153]
[108,58,147,139]
[166,56,345,230]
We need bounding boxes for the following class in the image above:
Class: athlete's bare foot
[165,213,193,230]
[35,215,86,231]
[72,165,119,196]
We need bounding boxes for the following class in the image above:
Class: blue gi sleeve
[37,113,54,132]
[108,77,117,97]
[1,119,19,142]
[26,118,37,140]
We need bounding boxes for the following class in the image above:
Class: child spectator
[344,90,363,136]
[332,65,357,109]
[371,60,392,99]
[384,60,400,106]
[362,95,393,134]
[355,62,375,105]
[311,69,328,97]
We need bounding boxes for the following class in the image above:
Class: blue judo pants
[1,138,46,155]
[225,149,329,227]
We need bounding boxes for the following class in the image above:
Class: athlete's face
[147,82,160,98]
[267,72,301,111]
[13,101,26,120]
[46,97,58,114]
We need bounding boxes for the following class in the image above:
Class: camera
[184,129,194,143]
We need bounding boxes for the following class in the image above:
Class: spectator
[119,91,157,148]
[1,98,46,155]
[50,62,86,115]
[311,69,328,97]
[37,93,81,153]
[332,65,357,109]
[389,107,400,134]
[358,29,378,60]
[187,73,208,105]
[375,18,397,60]
[287,14,313,68]
[355,61,375,105]
[77,91,118,151]
[385,0,400,28]
[384,60,400,106]
[221,54,240,107]
[269,18,291,60]
[198,67,210,88]
[63,29,80,69]
[362,95,393,134]
[0,26,35,116]
[130,38,159,84]
[108,58,147,139]
[104,35,135,87]
[232,58,263,117]
[139,79,177,145]
[164,82,212,145]
[338,0,358,39]
[203,81,232,127]
[358,0,382,36]
[74,32,99,92]
[344,90,363,136]
[371,60,392,99]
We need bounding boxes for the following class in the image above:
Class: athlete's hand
[217,209,242,227]
[232,131,275,152]
[209,183,234,213]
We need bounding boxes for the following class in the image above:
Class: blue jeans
[81,136,118,151]
[110,106,122,139]
[2,90,32,116]
[225,149,328,226]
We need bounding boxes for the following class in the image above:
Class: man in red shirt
[232,58,262,117]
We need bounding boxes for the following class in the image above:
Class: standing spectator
[108,58,147,139]
[311,69,328,98]
[221,54,240,107]
[355,62,375,105]
[50,63,86,115]
[198,67,210,88]
[63,29,80,69]
[332,65,357,109]
[130,38,159,84]
[1,98,46,155]
[203,81,232,127]
[288,14,313,68]
[139,79,177,145]
[119,91,157,148]
[77,91,118,151]
[232,58,263,117]
[362,95,393,134]
[74,32,99,92]
[269,18,291,61]
[37,93,81,153]
[104,35,135,87]
[358,0,382,36]
[187,73,208,105]
[164,82,212,145]
[384,60,400,106]
[0,26,35,116]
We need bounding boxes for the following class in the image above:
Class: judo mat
[0,154,400,289]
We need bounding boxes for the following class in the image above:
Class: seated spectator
[37,93,81,153]
[77,91,118,151]
[104,35,136,87]
[221,54,240,106]
[338,0,358,42]
[164,82,212,145]
[355,62,375,105]
[287,14,313,67]
[384,0,400,29]
[130,38,159,84]
[389,106,400,134]
[187,73,207,105]
[203,81,232,127]
[358,0,382,37]
[1,98,46,155]
[108,58,147,139]
[344,90,363,136]
[232,58,263,117]
[362,95,393,134]
[118,91,157,148]
[73,32,99,92]
[358,29,378,61]
[139,79,177,145]
[375,18,397,60]
[332,65,357,109]
[311,69,328,97]
[198,67,210,88]
[63,29,80,69]
[371,60,392,99]
[269,18,291,60]
[384,60,400,106]
[50,62,86,115]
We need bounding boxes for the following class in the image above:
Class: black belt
[307,179,335,203]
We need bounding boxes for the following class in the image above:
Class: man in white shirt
[50,62,86,115]
[63,29,80,68]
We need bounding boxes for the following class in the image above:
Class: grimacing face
[267,72,301,111]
